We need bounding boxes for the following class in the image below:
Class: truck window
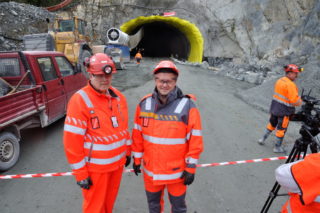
[37,57,58,81]
[0,58,20,77]
[55,56,74,77]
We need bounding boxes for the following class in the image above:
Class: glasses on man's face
[155,78,176,86]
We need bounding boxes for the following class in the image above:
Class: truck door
[36,57,66,124]
[54,56,87,103]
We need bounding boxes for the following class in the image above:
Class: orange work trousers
[144,175,187,213]
[267,114,290,138]
[82,166,123,213]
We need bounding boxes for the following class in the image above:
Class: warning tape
[197,156,288,168]
[0,155,289,179]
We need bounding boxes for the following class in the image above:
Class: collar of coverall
[88,81,118,98]
[153,86,184,107]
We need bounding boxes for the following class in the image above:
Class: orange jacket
[281,153,320,213]
[63,83,131,181]
[270,76,302,116]
[135,52,142,59]
[132,87,203,185]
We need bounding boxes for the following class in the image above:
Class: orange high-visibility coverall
[63,84,131,213]
[267,76,302,138]
[132,87,203,213]
[135,52,142,64]
[277,153,320,212]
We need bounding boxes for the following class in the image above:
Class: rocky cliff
[0,0,319,91]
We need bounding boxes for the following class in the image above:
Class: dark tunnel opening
[131,22,190,60]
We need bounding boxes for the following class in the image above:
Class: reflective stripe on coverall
[277,153,320,213]
[267,76,302,139]
[63,84,131,213]
[132,87,203,213]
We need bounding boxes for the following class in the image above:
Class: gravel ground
[0,58,309,213]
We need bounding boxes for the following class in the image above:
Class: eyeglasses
[155,78,176,85]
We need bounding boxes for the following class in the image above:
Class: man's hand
[77,177,92,190]
[133,163,141,176]
[180,170,195,185]
[125,156,131,167]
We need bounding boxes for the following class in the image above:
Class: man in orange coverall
[63,53,131,213]
[275,153,320,212]
[132,60,204,213]
[258,64,303,153]
[135,50,142,64]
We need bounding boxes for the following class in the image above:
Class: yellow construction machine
[23,16,94,72]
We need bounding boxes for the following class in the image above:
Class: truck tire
[0,132,20,171]
[79,49,92,77]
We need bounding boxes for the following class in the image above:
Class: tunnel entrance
[132,22,190,60]
[121,16,203,62]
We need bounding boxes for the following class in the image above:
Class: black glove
[180,170,195,185]
[133,163,141,176]
[125,156,131,167]
[77,177,92,190]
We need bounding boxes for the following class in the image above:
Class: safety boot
[258,129,272,145]
[273,137,286,153]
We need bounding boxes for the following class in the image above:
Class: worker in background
[131,60,204,213]
[258,64,303,153]
[275,153,320,212]
[135,50,142,64]
[63,53,131,213]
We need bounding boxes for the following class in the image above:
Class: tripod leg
[310,142,318,154]
[261,144,301,213]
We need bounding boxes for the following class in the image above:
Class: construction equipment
[104,28,144,69]
[104,28,130,70]
[23,16,94,73]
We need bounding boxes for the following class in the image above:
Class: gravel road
[0,58,304,213]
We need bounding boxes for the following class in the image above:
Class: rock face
[0,2,54,50]
[63,0,319,63]
[0,0,319,93]
[65,0,319,85]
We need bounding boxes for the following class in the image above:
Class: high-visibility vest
[132,87,203,185]
[281,153,320,213]
[63,84,131,181]
[270,76,302,116]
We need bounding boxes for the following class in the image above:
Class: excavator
[23,16,93,73]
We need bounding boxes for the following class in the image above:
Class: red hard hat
[153,60,179,75]
[284,64,303,73]
[84,53,117,75]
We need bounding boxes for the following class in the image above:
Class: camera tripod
[260,124,319,213]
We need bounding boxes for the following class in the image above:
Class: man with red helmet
[258,64,303,153]
[131,60,204,213]
[63,53,131,213]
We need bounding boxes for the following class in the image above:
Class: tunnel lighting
[121,16,204,63]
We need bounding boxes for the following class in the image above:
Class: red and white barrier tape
[197,156,288,168]
[0,155,289,179]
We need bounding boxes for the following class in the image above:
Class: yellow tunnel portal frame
[121,16,204,63]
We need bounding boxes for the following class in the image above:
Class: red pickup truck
[0,51,87,171]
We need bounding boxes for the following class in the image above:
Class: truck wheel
[0,132,20,171]
[79,50,92,77]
